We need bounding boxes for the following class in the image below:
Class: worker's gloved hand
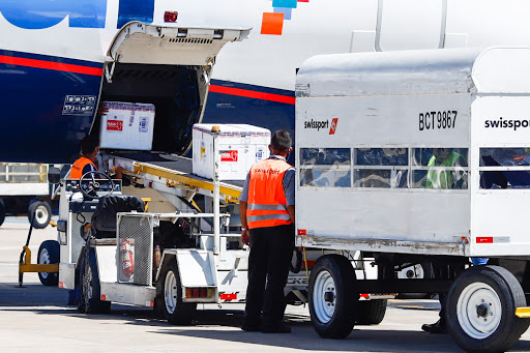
[241,229,250,246]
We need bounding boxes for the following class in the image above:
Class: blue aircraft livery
[0,0,154,30]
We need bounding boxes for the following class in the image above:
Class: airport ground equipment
[39,124,390,326]
[295,47,530,352]
[18,208,59,287]
[0,163,53,228]
[32,21,389,325]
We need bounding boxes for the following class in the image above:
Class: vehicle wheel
[446,265,530,353]
[308,255,358,338]
[37,240,59,286]
[0,201,5,227]
[396,262,433,299]
[78,247,111,314]
[28,201,51,229]
[157,260,196,325]
[356,299,387,325]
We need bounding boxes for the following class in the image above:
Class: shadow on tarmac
[3,283,530,353]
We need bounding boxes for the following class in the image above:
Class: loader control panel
[64,179,122,194]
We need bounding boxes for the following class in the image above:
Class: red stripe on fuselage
[209,85,295,105]
[0,55,103,76]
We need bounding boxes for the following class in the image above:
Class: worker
[421,148,487,334]
[71,135,122,180]
[70,136,100,179]
[240,129,295,334]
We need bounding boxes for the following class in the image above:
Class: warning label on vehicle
[62,95,96,116]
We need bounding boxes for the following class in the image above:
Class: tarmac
[2,219,530,352]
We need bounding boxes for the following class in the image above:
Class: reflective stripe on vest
[246,158,293,229]
[71,156,96,179]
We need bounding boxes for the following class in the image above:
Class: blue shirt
[240,155,295,206]
[82,163,97,176]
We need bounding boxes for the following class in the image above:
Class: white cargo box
[192,124,270,180]
[296,47,530,257]
[99,101,155,151]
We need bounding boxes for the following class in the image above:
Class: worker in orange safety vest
[70,136,100,179]
[240,129,295,334]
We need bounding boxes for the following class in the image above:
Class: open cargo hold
[92,22,250,156]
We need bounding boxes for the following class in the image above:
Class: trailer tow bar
[18,209,58,287]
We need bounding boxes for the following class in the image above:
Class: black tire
[356,299,387,325]
[0,201,5,227]
[28,201,51,229]
[37,240,59,286]
[446,265,530,353]
[156,259,196,325]
[308,255,358,338]
[78,246,111,314]
[396,262,433,299]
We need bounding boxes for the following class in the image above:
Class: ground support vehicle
[295,47,530,352]
[0,163,53,229]
[49,129,390,325]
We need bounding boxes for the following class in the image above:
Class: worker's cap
[270,129,292,151]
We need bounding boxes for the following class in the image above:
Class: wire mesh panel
[117,215,153,286]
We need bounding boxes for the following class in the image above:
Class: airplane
[3,0,530,163]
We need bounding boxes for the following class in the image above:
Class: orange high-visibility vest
[246,158,293,229]
[71,156,96,179]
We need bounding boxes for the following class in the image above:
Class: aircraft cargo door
[96,22,250,155]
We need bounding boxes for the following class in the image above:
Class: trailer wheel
[157,260,196,325]
[37,240,59,286]
[308,255,357,338]
[356,299,387,325]
[78,247,111,314]
[28,201,51,229]
[0,201,5,227]
[446,265,530,353]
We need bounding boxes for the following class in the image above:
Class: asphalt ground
[2,218,530,352]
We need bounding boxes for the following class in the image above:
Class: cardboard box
[99,101,155,151]
[192,124,271,180]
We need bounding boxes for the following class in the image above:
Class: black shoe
[421,319,447,334]
[241,320,262,332]
[262,323,292,334]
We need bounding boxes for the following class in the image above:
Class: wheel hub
[457,282,502,340]
[39,249,50,279]
[476,303,490,318]
[324,291,335,302]
[313,270,337,324]
[164,270,177,314]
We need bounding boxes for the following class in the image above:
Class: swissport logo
[221,150,238,162]
[304,118,339,135]
[107,120,123,131]
[329,118,338,135]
